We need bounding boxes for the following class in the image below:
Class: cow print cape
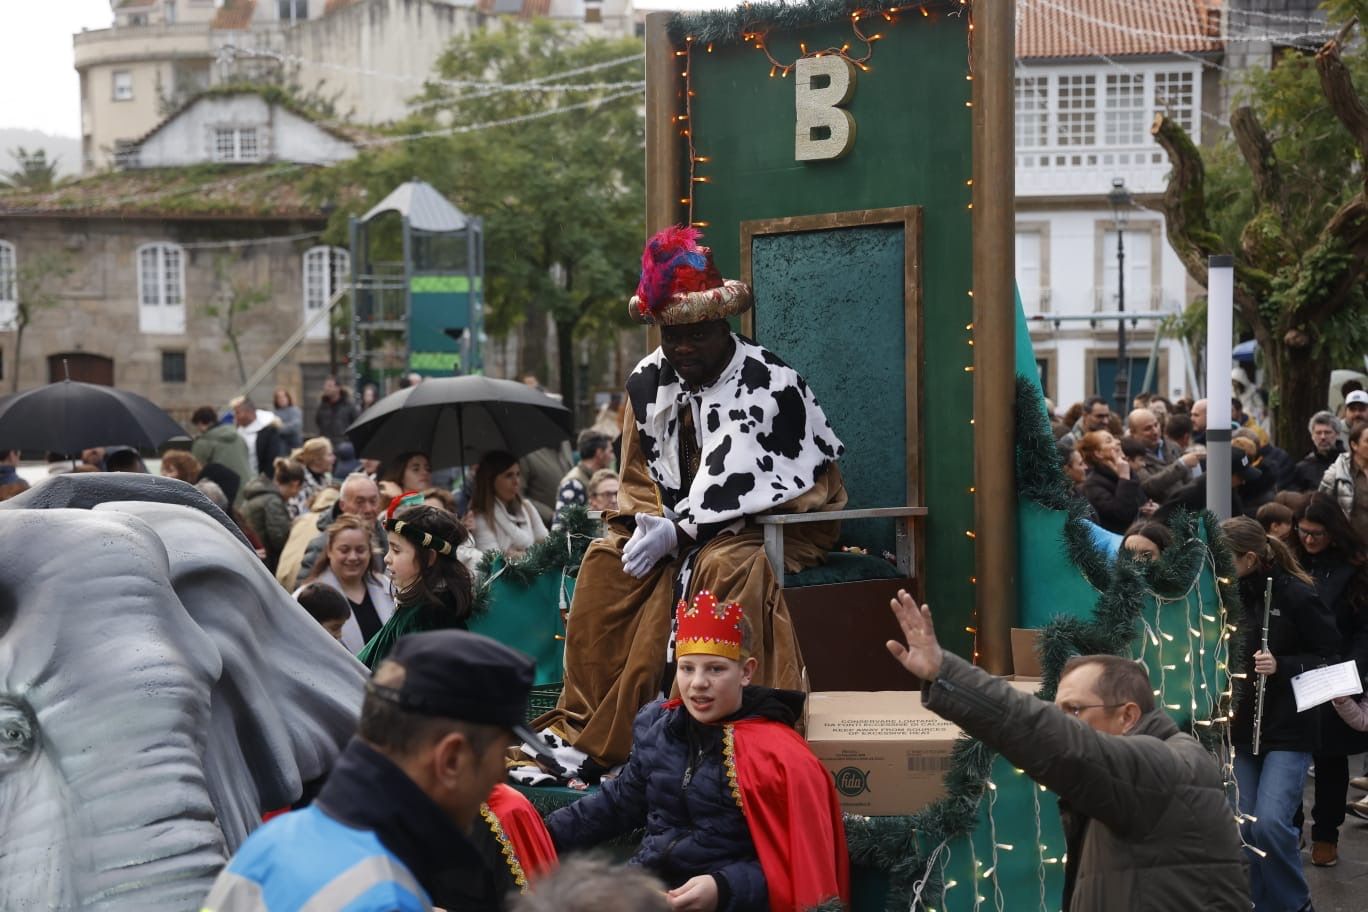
[625,335,843,540]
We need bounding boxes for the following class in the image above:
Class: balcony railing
[1016,144,1172,197]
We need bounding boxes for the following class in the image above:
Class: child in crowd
[544,591,849,912]
[1257,501,1295,543]
[358,496,475,668]
[295,583,351,641]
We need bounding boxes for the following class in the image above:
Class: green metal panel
[690,15,974,656]
[751,224,906,553]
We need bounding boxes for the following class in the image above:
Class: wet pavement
[1304,756,1368,912]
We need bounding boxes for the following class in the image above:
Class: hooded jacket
[241,475,292,569]
[923,653,1249,911]
[546,687,806,912]
[1318,451,1361,520]
[191,424,251,504]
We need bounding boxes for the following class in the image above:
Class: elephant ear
[94,501,367,850]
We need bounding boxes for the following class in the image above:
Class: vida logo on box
[834,767,870,798]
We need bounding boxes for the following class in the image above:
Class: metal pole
[1113,228,1128,414]
[1206,254,1234,519]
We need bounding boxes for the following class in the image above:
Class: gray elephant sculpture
[0,474,367,910]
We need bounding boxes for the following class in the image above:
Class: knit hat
[628,226,752,326]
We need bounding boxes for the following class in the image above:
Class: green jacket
[240,475,292,568]
[191,424,251,505]
[923,653,1249,912]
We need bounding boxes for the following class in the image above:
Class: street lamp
[1107,177,1132,414]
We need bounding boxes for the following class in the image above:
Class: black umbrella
[345,376,573,469]
[0,380,186,454]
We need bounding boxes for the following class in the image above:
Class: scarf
[625,335,843,539]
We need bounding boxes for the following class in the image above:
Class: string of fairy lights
[909,542,1244,911]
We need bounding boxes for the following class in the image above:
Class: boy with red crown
[544,591,849,912]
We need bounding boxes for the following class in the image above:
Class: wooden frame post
[971,0,1018,673]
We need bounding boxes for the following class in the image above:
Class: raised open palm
[886,589,945,681]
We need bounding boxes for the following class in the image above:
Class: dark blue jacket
[546,687,804,912]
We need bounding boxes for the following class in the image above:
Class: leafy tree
[8,252,74,392]
[1,147,60,192]
[311,19,644,415]
[1153,6,1368,453]
[208,255,272,385]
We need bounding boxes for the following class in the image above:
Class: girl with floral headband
[357,495,475,668]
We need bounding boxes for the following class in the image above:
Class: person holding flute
[1220,517,1339,912]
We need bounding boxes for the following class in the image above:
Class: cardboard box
[806,691,959,816]
[1012,627,1043,678]
[807,681,1045,817]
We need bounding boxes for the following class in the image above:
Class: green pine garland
[667,0,966,46]
[470,506,597,615]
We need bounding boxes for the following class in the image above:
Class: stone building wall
[0,216,333,428]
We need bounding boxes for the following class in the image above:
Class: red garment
[485,784,558,881]
[730,718,850,912]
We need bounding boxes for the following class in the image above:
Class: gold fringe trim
[480,802,530,892]
[722,724,745,814]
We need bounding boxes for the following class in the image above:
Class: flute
[1252,576,1273,756]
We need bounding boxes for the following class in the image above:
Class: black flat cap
[368,629,561,772]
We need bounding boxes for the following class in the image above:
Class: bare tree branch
[1316,19,1368,174]
[1230,107,1284,216]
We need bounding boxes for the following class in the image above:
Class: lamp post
[1107,177,1132,414]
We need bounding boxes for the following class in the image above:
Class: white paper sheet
[1291,660,1364,713]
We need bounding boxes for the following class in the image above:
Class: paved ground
[1304,755,1368,912]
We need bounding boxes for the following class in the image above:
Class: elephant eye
[0,700,35,771]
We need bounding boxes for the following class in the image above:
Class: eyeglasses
[1296,526,1327,540]
[1059,702,1125,718]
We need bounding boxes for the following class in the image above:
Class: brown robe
[536,399,846,767]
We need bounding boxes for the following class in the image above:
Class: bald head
[1191,399,1208,433]
[1126,409,1161,448]
[340,473,381,524]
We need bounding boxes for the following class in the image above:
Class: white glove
[621,513,678,579]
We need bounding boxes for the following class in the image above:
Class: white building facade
[1014,0,1223,411]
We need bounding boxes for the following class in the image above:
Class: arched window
[0,240,15,330]
[137,242,186,334]
[303,246,349,340]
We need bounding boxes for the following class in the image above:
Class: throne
[741,207,927,692]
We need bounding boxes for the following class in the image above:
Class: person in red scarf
[544,591,848,911]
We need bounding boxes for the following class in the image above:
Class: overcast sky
[1,0,114,137]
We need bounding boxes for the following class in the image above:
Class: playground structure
[347,179,486,394]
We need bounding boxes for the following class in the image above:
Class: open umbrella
[0,380,186,454]
[345,376,573,469]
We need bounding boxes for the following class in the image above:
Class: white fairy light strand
[355,87,640,146]
[909,837,952,912]
[1021,0,1339,47]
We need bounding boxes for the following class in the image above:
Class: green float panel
[690,14,974,656]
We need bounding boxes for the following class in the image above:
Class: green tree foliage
[1154,9,1368,452]
[1,147,60,192]
[311,20,644,412]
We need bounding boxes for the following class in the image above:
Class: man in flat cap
[202,630,561,912]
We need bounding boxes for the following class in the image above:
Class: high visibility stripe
[299,854,428,912]
[200,871,266,912]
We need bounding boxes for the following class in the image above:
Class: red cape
[485,783,558,885]
[730,717,850,911]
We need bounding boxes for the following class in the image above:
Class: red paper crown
[675,590,747,661]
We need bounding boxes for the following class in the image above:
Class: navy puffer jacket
[546,687,805,912]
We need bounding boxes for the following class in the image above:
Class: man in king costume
[537,226,847,773]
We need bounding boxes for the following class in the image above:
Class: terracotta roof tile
[1018,0,1222,60]
[521,0,552,18]
[212,0,258,30]
[118,0,157,8]
[324,0,363,13]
